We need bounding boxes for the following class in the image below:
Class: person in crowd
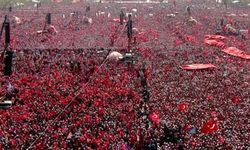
[186,6,191,16]
[120,10,125,25]
[127,14,133,50]
[223,0,228,9]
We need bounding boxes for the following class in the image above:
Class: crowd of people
[0,0,250,149]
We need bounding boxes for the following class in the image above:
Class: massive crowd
[0,0,250,149]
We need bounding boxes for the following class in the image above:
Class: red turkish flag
[231,96,241,104]
[181,64,216,70]
[222,47,250,59]
[201,119,218,134]
[205,35,226,41]
[178,102,188,112]
[149,112,160,123]
[204,39,225,48]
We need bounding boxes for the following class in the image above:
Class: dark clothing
[5,22,10,45]
[187,7,191,16]
[86,6,90,12]
[46,13,51,24]
[127,20,133,39]
[159,125,184,146]
[127,18,133,50]
[220,18,224,27]
[4,51,13,76]
[142,89,150,102]
[144,141,158,150]
[223,0,228,9]
[120,11,125,25]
